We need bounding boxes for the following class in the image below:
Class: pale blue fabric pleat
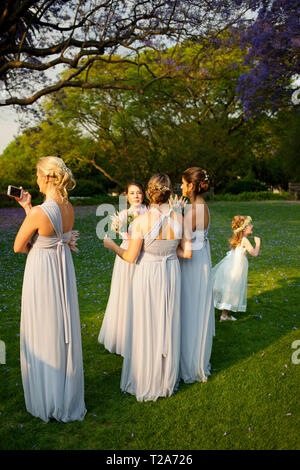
[20,199,86,422]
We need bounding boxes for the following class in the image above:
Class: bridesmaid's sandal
[220,315,237,322]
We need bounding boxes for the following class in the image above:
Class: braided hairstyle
[146,173,172,204]
[37,156,76,200]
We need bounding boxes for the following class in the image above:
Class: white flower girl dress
[212,237,248,312]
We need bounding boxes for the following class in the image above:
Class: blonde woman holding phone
[14,156,86,423]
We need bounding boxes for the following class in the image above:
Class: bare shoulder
[27,205,46,220]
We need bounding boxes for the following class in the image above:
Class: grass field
[0,201,299,450]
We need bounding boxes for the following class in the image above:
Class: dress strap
[38,200,71,344]
[38,199,63,238]
[144,208,181,244]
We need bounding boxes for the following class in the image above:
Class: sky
[0,107,20,154]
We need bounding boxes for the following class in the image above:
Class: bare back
[37,199,74,236]
[190,197,210,232]
[138,205,183,240]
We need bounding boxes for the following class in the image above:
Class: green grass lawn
[0,201,299,450]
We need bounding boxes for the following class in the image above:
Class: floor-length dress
[179,209,215,383]
[20,199,86,422]
[98,205,147,356]
[120,208,182,401]
[212,237,248,312]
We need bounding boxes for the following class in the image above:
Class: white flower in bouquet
[110,208,137,234]
[168,195,188,213]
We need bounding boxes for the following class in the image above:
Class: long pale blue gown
[20,199,86,422]
[98,204,148,356]
[179,209,215,383]
[120,208,182,401]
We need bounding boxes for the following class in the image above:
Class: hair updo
[146,173,172,204]
[37,156,76,200]
[182,167,210,195]
[229,215,248,249]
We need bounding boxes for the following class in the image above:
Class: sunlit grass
[0,201,299,450]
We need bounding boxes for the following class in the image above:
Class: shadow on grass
[209,276,299,374]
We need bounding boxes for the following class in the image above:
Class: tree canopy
[0,0,260,107]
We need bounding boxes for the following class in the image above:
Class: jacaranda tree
[0,0,260,107]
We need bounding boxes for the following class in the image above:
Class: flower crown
[233,216,252,234]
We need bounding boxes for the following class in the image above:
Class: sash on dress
[36,200,72,344]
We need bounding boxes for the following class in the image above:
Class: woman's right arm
[104,217,143,263]
[176,211,192,259]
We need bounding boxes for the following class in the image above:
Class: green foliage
[223,178,268,194]
[71,179,106,197]
[276,109,300,183]
[214,191,291,201]
[0,121,112,196]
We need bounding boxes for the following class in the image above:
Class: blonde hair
[229,215,250,249]
[146,173,172,204]
[37,156,76,200]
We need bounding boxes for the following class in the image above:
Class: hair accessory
[233,216,252,234]
[154,185,171,192]
[202,169,209,182]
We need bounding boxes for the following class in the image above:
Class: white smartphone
[7,185,23,199]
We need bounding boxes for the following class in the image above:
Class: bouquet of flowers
[168,194,189,213]
[110,207,139,234]
[69,230,80,252]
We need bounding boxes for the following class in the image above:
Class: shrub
[214,191,291,201]
[71,179,105,197]
[223,178,268,194]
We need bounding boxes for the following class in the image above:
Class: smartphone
[7,185,23,199]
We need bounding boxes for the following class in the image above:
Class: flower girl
[212,215,261,322]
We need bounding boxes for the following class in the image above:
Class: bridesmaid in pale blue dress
[177,167,215,384]
[99,181,148,356]
[14,156,86,423]
[104,174,192,401]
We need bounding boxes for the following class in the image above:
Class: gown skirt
[179,235,215,384]
[98,239,135,356]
